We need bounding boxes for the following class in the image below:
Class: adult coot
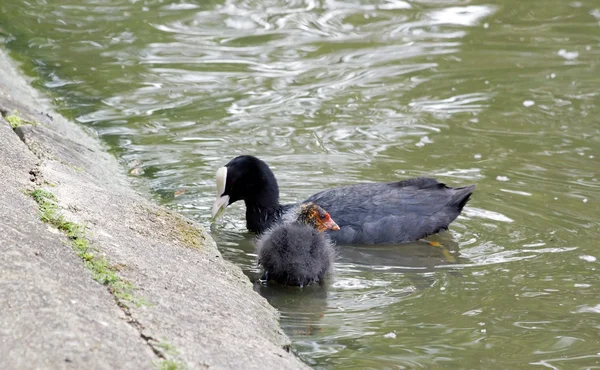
[256,203,339,287]
[212,155,475,245]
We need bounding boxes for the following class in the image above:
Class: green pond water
[2,0,600,368]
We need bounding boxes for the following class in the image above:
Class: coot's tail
[451,185,476,211]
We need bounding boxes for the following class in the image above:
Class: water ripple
[3,0,600,368]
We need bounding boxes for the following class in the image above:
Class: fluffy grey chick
[256,203,339,287]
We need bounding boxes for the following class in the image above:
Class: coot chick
[212,155,475,245]
[256,203,339,287]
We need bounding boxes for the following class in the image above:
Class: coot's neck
[239,157,283,233]
[245,201,284,234]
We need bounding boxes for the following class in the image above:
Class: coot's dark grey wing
[304,178,474,245]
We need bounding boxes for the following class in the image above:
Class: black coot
[212,155,475,245]
[256,203,339,287]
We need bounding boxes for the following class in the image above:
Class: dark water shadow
[212,227,471,340]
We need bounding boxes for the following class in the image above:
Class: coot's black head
[297,203,340,232]
[211,155,280,219]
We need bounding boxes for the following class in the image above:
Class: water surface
[1,0,599,368]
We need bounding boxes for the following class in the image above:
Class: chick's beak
[322,215,340,231]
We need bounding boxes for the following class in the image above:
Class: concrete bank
[0,47,308,370]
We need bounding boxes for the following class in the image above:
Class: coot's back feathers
[305,178,474,244]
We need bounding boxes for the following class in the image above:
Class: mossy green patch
[143,206,206,250]
[28,187,146,307]
[156,339,180,356]
[29,188,59,223]
[6,114,23,129]
[155,359,187,370]
[4,110,38,129]
[173,216,205,250]
[153,340,188,369]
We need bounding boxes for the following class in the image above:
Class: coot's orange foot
[426,240,456,263]
[441,248,456,263]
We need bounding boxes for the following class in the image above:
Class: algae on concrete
[142,206,209,250]
[2,109,37,129]
[28,187,146,308]
[156,359,188,370]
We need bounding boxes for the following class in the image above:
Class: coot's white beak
[211,195,229,220]
[211,166,229,221]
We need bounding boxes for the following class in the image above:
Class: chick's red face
[308,205,340,232]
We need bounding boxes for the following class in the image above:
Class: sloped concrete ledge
[0,47,309,370]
